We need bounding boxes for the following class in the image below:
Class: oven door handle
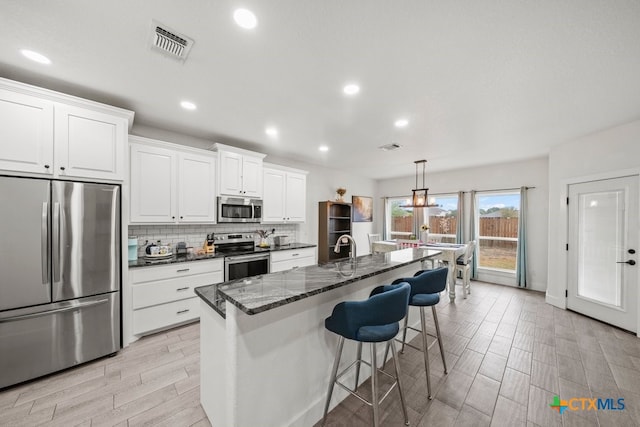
[225,254,270,263]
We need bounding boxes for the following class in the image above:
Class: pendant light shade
[401,160,439,208]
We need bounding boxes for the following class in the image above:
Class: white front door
[567,175,639,332]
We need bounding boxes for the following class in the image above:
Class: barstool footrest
[395,332,440,353]
[333,357,400,408]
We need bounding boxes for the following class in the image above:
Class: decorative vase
[421,231,429,243]
[259,237,270,248]
[336,187,346,202]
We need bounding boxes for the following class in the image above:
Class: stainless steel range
[214,234,270,281]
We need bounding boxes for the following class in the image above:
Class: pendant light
[401,160,439,208]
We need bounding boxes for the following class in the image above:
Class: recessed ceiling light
[234,8,258,29]
[265,127,278,137]
[318,145,329,152]
[343,84,360,96]
[394,118,409,128]
[180,101,197,110]
[20,49,51,65]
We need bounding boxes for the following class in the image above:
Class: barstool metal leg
[419,307,433,399]
[354,341,363,390]
[322,336,345,426]
[400,314,409,354]
[370,343,380,427]
[432,305,448,374]
[389,340,410,426]
[382,341,391,369]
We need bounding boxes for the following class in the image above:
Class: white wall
[376,157,549,291]
[546,119,640,309]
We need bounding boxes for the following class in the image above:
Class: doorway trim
[552,167,640,336]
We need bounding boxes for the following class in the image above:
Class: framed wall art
[352,196,373,222]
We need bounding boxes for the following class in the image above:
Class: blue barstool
[391,267,449,400]
[322,282,411,427]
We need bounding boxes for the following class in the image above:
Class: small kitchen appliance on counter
[176,242,188,256]
[128,237,138,261]
[273,236,290,247]
[205,233,216,253]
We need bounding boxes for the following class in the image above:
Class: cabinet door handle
[291,253,299,257]
[60,166,66,171]
[44,164,50,169]
[176,268,190,273]
[176,287,190,291]
[177,309,190,314]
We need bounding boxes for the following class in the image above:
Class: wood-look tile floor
[0,322,209,427]
[2,281,640,426]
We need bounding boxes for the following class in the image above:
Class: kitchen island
[195,247,441,427]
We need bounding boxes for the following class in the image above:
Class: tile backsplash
[129,223,299,256]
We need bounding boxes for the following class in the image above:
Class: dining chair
[455,240,476,298]
[367,233,381,253]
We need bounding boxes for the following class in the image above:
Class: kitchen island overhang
[196,248,441,427]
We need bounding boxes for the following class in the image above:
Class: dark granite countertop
[249,242,317,254]
[195,247,441,317]
[128,252,225,268]
[129,243,317,269]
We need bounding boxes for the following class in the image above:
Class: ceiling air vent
[149,20,194,61]
[378,143,402,151]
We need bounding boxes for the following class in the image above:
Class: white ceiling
[1,1,640,179]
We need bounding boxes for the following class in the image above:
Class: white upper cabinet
[54,105,128,180]
[213,143,266,198]
[285,172,307,222]
[0,78,133,181]
[130,143,177,223]
[130,137,216,224]
[178,152,216,222]
[0,89,54,175]
[262,165,307,223]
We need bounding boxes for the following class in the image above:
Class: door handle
[616,260,636,265]
[52,202,61,282]
[41,202,49,284]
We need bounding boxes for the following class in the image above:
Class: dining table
[370,240,399,253]
[419,243,467,301]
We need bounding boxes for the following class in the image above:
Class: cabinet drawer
[131,259,223,284]
[270,247,315,263]
[133,297,199,335]
[271,256,315,273]
[132,271,223,309]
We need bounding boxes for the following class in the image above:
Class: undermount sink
[332,259,358,276]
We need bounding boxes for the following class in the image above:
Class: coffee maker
[204,233,215,253]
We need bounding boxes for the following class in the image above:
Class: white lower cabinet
[130,259,223,335]
[270,247,316,273]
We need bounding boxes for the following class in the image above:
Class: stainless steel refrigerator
[0,176,121,389]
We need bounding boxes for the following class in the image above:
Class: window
[385,197,414,239]
[426,194,458,243]
[475,192,520,272]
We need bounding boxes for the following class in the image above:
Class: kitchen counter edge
[128,242,317,269]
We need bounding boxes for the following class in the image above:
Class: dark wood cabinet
[318,201,352,263]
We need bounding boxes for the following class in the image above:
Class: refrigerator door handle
[41,202,49,285]
[0,298,109,323]
[52,202,60,282]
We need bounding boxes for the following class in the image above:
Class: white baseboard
[545,291,566,309]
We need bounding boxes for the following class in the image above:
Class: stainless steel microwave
[217,196,262,223]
